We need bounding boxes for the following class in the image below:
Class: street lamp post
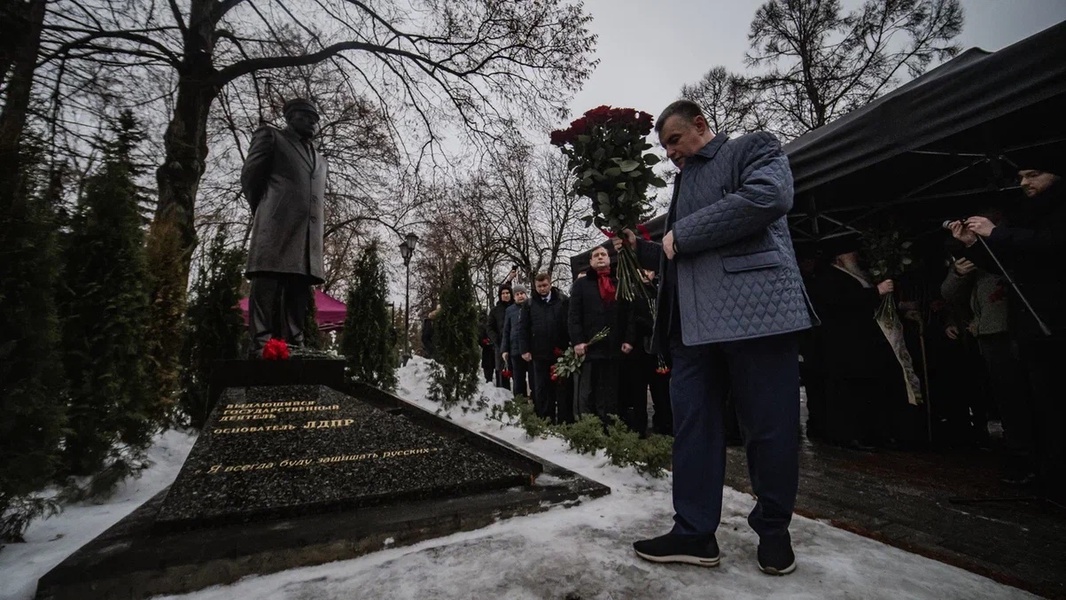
[398,232,419,366]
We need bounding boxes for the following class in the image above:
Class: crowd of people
[464,101,1063,574]
[480,256,672,437]
[794,152,1064,505]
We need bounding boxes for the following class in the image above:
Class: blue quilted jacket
[636,132,817,346]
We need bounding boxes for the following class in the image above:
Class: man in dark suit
[519,272,571,423]
[242,98,327,357]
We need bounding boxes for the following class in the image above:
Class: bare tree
[744,0,963,139]
[37,0,596,397]
[680,66,768,136]
[195,57,404,294]
[0,0,47,192]
[411,140,601,311]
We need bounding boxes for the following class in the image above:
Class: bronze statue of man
[241,98,327,357]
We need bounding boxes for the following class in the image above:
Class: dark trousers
[576,359,620,423]
[510,356,531,398]
[669,331,800,539]
[248,274,312,356]
[977,333,1034,458]
[650,364,672,436]
[822,376,895,445]
[619,353,651,436]
[494,349,511,389]
[800,363,828,440]
[1019,336,1066,500]
[481,347,494,383]
[532,359,572,423]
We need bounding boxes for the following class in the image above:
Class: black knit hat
[1005,147,1061,176]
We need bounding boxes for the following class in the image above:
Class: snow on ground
[0,429,196,600]
[0,357,1038,600]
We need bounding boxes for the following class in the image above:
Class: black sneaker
[633,532,720,567]
[757,533,796,575]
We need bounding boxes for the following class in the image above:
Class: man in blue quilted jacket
[619,100,816,575]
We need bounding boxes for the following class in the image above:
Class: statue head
[283,98,320,139]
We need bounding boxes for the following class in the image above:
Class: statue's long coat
[241,125,326,283]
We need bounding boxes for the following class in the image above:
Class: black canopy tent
[570,20,1066,277]
[786,19,1066,243]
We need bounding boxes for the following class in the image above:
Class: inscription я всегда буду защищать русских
[154,384,531,530]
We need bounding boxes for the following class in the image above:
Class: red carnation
[553,347,564,357]
[262,338,290,360]
[501,369,512,378]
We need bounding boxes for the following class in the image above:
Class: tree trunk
[0,0,46,202]
[145,0,220,406]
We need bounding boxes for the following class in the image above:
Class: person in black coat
[808,233,899,450]
[949,154,1066,502]
[618,270,664,437]
[421,304,440,359]
[478,322,494,383]
[518,273,571,423]
[501,284,532,397]
[568,246,636,425]
[486,282,513,388]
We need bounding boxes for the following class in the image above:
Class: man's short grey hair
[655,99,705,134]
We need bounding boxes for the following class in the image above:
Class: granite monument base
[35,363,609,600]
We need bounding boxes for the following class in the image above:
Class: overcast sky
[562,0,1066,126]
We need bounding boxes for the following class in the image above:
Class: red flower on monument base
[262,338,290,360]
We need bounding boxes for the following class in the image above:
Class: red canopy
[238,288,347,331]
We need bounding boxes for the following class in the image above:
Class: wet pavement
[724,417,1066,599]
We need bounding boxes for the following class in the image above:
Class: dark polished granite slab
[156,385,531,530]
[35,369,610,600]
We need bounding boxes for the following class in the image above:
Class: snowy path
[0,358,1037,600]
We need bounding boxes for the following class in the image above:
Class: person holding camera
[948,155,1064,504]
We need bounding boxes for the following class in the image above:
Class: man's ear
[693,114,709,135]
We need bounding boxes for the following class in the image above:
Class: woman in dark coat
[568,246,636,424]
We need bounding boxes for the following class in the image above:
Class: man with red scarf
[568,245,636,424]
